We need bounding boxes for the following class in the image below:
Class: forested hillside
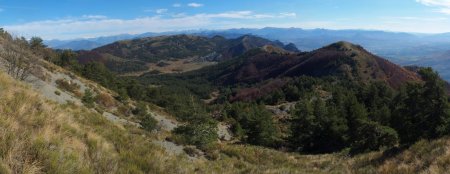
[75,34,298,74]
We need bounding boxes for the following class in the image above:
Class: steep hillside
[192,41,420,88]
[283,41,421,88]
[220,35,288,59]
[93,35,220,62]
[4,69,450,173]
[77,34,298,74]
[0,71,189,173]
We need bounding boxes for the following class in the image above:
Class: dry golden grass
[120,58,217,76]
[0,72,198,173]
[95,92,116,108]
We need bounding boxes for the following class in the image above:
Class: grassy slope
[0,71,196,173]
[0,69,346,173]
[2,68,450,173]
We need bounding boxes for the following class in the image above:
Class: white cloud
[13,11,450,40]
[279,12,297,17]
[198,11,270,19]
[195,11,296,19]
[437,8,450,14]
[156,9,168,14]
[172,13,187,18]
[382,16,448,21]
[3,11,295,39]
[173,3,182,7]
[188,3,204,8]
[4,16,209,40]
[417,0,450,7]
[81,15,108,19]
[417,0,450,14]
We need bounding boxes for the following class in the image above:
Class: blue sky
[1,0,450,39]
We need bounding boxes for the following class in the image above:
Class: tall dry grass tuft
[95,92,116,108]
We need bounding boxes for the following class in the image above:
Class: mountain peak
[214,40,420,88]
[326,41,363,51]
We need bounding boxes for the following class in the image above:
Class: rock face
[217,123,233,141]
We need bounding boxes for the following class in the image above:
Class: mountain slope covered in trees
[75,34,298,74]
[178,41,420,88]
[137,39,450,155]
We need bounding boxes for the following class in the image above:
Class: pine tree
[392,68,450,145]
[290,99,316,151]
[82,89,95,108]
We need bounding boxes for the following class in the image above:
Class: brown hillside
[211,42,421,101]
[217,41,420,88]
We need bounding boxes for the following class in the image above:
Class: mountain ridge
[45,27,450,81]
[190,41,421,89]
[76,34,299,74]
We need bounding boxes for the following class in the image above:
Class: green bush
[174,119,218,148]
[224,102,280,147]
[350,120,398,153]
[55,79,80,94]
[140,114,158,132]
[82,89,95,108]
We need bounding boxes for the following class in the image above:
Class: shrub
[117,104,132,116]
[350,120,398,154]
[174,119,218,148]
[183,146,202,157]
[140,114,158,132]
[82,89,96,108]
[55,79,80,95]
[225,102,280,147]
[54,90,61,96]
[95,92,116,108]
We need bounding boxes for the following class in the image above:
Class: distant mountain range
[405,50,450,81]
[45,27,450,81]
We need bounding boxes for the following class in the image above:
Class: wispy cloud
[3,11,296,39]
[198,11,271,19]
[382,16,448,21]
[417,0,450,14]
[417,0,450,7]
[173,3,182,7]
[188,3,204,8]
[81,15,108,19]
[156,9,168,14]
[195,11,297,19]
[279,12,297,17]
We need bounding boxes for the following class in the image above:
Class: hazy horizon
[36,27,450,41]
